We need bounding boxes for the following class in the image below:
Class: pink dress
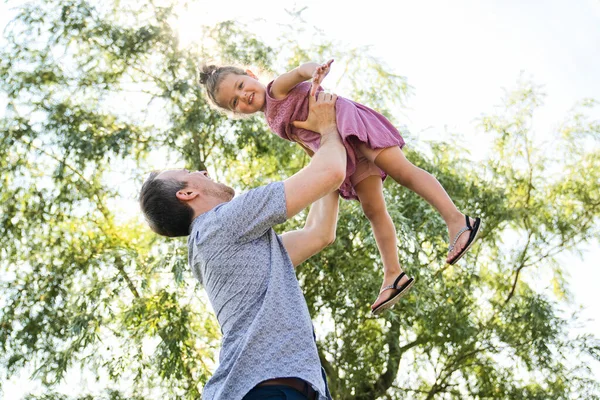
[264,81,405,200]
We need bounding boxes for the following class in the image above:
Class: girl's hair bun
[198,64,218,85]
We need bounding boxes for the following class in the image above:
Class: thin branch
[503,232,532,306]
[115,256,140,299]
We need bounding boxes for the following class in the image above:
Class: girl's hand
[310,59,334,97]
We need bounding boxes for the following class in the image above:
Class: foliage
[1,0,599,399]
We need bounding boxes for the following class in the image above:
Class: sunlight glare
[172,0,285,50]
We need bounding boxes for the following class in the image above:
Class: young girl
[198,60,482,315]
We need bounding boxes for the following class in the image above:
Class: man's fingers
[292,90,337,132]
[316,91,336,102]
[291,120,305,129]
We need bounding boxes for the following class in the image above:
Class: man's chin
[202,184,235,201]
[220,184,235,200]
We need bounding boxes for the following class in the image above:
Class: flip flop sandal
[447,216,482,265]
[371,272,415,316]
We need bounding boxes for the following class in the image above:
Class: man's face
[157,169,235,201]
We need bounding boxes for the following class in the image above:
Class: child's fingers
[311,73,323,96]
[310,81,319,97]
[321,59,334,71]
[311,61,334,96]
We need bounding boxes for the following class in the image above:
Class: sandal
[371,272,415,316]
[447,216,482,265]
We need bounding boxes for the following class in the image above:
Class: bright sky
[1,0,599,396]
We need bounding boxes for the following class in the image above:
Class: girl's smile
[215,73,266,114]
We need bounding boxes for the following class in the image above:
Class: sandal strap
[379,272,406,294]
[448,225,471,252]
[393,272,406,288]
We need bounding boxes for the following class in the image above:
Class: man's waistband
[258,377,318,399]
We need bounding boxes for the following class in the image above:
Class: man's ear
[246,69,258,80]
[176,189,200,202]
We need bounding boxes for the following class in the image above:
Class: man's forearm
[280,190,339,267]
[305,190,339,228]
[306,128,347,191]
[283,91,346,219]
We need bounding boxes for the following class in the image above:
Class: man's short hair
[139,171,194,237]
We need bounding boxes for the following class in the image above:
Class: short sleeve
[212,182,287,242]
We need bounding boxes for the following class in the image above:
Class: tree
[1,0,598,398]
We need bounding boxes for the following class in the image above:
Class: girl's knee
[360,199,388,222]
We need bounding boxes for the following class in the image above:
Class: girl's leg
[354,175,411,310]
[358,143,474,263]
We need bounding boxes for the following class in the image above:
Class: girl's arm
[271,60,333,100]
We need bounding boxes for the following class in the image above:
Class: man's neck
[191,197,230,219]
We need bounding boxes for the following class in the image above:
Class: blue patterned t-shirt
[187,182,331,400]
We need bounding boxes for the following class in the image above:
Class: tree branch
[357,322,426,399]
[503,232,532,307]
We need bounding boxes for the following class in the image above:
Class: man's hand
[292,91,338,134]
[310,59,334,97]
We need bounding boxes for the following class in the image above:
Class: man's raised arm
[283,92,346,218]
[281,190,339,267]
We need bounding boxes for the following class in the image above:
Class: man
[139,92,346,399]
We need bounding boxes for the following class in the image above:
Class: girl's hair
[198,64,247,109]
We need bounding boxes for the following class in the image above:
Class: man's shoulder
[226,182,284,208]
[191,182,286,237]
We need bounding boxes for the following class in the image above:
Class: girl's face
[214,72,266,114]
